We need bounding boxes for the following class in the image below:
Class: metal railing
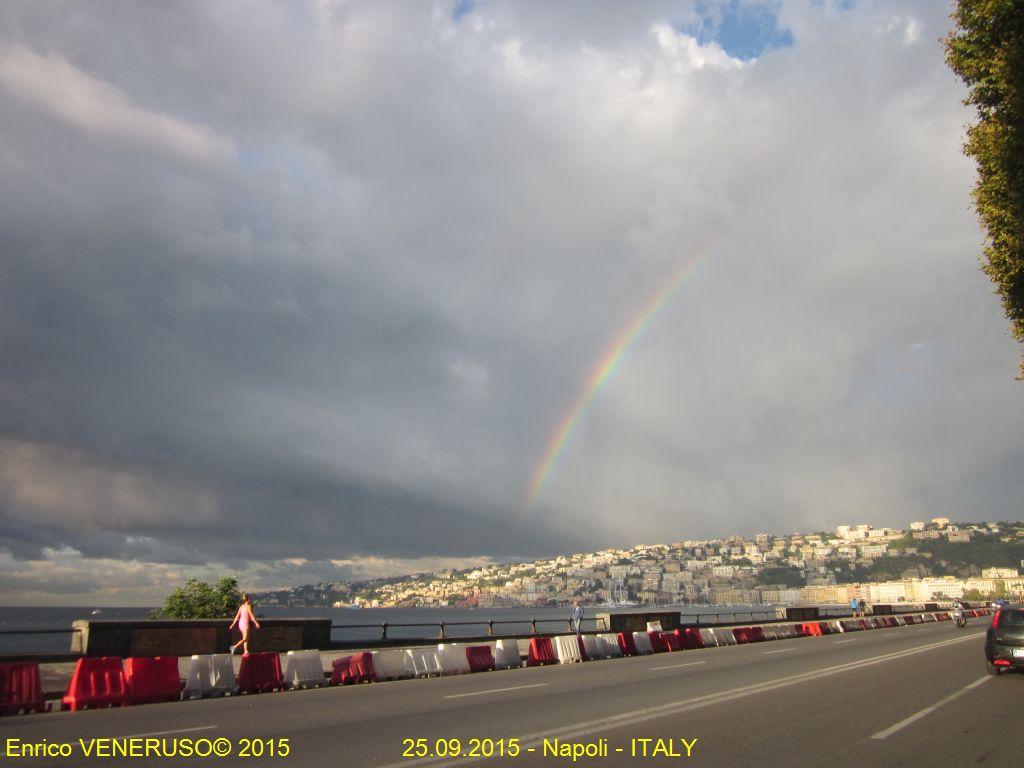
[330,617,609,641]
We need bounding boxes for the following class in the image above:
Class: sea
[0,603,797,655]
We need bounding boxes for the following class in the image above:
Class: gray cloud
[0,0,1021,604]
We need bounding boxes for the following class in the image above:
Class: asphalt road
[3,620,1021,768]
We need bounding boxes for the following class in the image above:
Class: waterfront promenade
[2,621,1017,767]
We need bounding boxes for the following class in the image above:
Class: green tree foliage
[755,566,806,589]
[150,577,243,619]
[944,1,1024,376]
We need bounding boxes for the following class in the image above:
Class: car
[985,603,1024,675]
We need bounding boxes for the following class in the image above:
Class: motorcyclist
[952,598,966,626]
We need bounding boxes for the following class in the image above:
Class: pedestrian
[858,599,867,617]
[850,595,859,618]
[229,593,261,655]
[570,599,584,636]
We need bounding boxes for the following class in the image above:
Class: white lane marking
[384,632,985,768]
[650,661,706,671]
[124,726,218,738]
[870,676,991,740]
[443,683,547,699]
[763,648,797,655]
[834,639,858,644]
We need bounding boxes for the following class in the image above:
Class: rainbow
[524,244,712,508]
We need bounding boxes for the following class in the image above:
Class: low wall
[595,611,684,633]
[71,618,332,657]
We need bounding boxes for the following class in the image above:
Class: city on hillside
[255,519,1024,610]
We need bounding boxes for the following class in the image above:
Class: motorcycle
[953,608,967,628]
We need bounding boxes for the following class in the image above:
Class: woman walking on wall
[229,593,260,655]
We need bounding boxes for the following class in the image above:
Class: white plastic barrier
[436,643,471,675]
[632,631,654,654]
[598,633,623,657]
[711,628,737,645]
[894,616,906,626]
[698,628,719,647]
[405,648,444,677]
[646,621,663,632]
[184,653,237,698]
[493,639,522,670]
[828,620,844,634]
[554,634,583,664]
[372,649,413,681]
[283,650,326,689]
[922,613,936,622]
[581,634,602,659]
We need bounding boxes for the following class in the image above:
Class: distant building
[982,567,1019,579]
[910,521,925,531]
[931,517,950,528]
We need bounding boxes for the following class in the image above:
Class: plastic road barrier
[661,632,682,651]
[184,654,237,698]
[437,643,472,675]
[331,653,375,685]
[1,661,49,715]
[283,650,327,689]
[597,634,623,657]
[238,652,284,694]
[710,628,736,646]
[581,634,602,659]
[125,657,181,704]
[493,640,522,670]
[646,621,663,632]
[466,645,496,673]
[554,635,583,664]
[698,628,719,647]
[675,628,704,650]
[648,632,669,653]
[62,657,129,711]
[632,631,654,654]
[372,650,413,681]
[732,627,754,644]
[527,637,558,667]
[405,648,444,676]
[616,632,639,656]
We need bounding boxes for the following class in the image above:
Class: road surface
[3,620,1020,767]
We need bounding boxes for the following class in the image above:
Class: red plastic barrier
[661,632,682,652]
[125,657,181,704]
[675,628,704,649]
[616,632,639,657]
[818,621,833,635]
[1,662,48,715]
[61,657,128,711]
[859,620,870,630]
[576,636,589,661]
[238,652,284,694]
[331,653,375,685]
[465,645,495,673]
[648,632,669,653]
[904,615,916,624]
[733,626,765,643]
[527,637,557,667]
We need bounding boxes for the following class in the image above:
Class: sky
[1,1,1021,605]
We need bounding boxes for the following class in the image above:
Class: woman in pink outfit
[229,594,260,655]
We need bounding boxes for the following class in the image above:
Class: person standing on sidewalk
[571,599,585,636]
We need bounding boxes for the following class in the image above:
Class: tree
[944,0,1024,377]
[151,577,243,619]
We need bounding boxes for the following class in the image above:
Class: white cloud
[0,46,234,166]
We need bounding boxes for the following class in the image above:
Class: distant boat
[90,609,103,615]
